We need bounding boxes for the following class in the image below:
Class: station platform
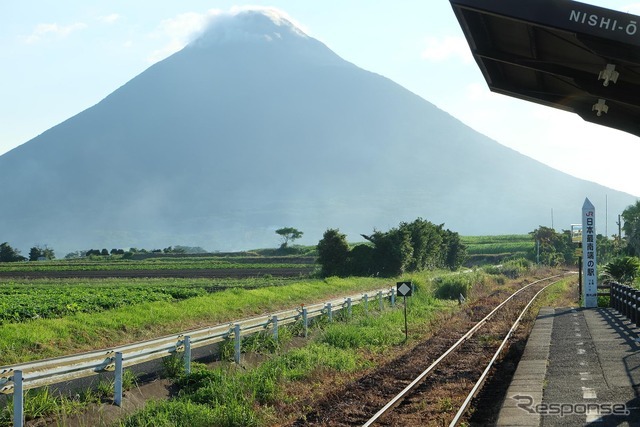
[497,307,640,426]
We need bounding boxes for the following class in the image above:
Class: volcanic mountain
[0,10,635,254]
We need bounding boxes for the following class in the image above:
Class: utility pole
[605,195,608,238]
[617,214,622,242]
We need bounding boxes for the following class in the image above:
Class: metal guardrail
[610,282,640,326]
[1,285,400,427]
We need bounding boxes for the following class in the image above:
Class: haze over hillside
[0,9,636,255]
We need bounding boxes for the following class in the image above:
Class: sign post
[397,281,412,342]
[582,198,598,307]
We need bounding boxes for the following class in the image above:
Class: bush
[433,275,472,300]
[484,258,530,279]
[603,256,640,285]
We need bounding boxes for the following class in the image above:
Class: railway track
[290,273,573,426]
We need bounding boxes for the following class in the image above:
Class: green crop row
[0,277,297,324]
[0,261,313,272]
[461,235,532,256]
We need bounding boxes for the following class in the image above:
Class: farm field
[461,234,532,265]
[0,254,316,280]
[0,277,299,324]
[0,275,395,365]
[462,234,532,254]
[0,266,575,427]
[0,256,315,272]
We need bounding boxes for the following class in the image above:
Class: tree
[348,244,374,276]
[399,218,443,271]
[0,242,26,262]
[622,201,640,256]
[603,256,640,285]
[317,229,350,277]
[362,227,413,277]
[275,227,303,248]
[442,229,467,270]
[529,226,573,266]
[29,245,55,261]
[317,218,466,278]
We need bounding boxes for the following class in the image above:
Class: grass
[0,368,141,426]
[461,235,532,258]
[120,271,462,427]
[432,271,487,300]
[121,341,368,427]
[0,276,306,324]
[6,267,565,427]
[0,276,392,365]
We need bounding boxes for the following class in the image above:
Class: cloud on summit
[146,7,308,64]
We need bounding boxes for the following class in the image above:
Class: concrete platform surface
[497,307,640,426]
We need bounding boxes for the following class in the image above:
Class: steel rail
[0,286,395,394]
[362,273,572,427]
[448,276,571,426]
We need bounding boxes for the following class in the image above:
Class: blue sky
[2,0,640,198]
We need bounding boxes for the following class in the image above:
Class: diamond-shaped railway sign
[397,281,412,297]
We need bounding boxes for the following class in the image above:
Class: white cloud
[145,7,306,64]
[227,6,310,35]
[146,9,222,63]
[24,22,87,44]
[101,14,120,24]
[421,36,473,64]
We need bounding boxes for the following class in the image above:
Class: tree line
[0,243,54,262]
[528,200,640,286]
[316,218,466,277]
[0,244,211,262]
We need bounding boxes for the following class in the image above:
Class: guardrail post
[617,284,623,312]
[327,303,333,322]
[13,370,23,427]
[347,298,352,317]
[234,324,241,364]
[114,352,123,406]
[378,291,383,311]
[391,289,396,307]
[302,307,308,338]
[272,316,279,341]
[631,291,637,324]
[184,335,191,375]
[612,283,618,311]
[625,287,631,319]
[634,291,640,326]
[364,294,369,315]
[616,283,623,312]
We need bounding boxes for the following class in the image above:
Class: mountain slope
[0,10,635,254]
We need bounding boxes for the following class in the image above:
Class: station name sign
[450,0,640,47]
[582,198,598,308]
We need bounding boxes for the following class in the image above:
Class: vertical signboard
[582,198,597,307]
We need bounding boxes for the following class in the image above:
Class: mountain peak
[190,8,308,47]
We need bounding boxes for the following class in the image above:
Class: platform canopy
[450,0,640,137]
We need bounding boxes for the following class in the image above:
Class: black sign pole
[403,295,408,343]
